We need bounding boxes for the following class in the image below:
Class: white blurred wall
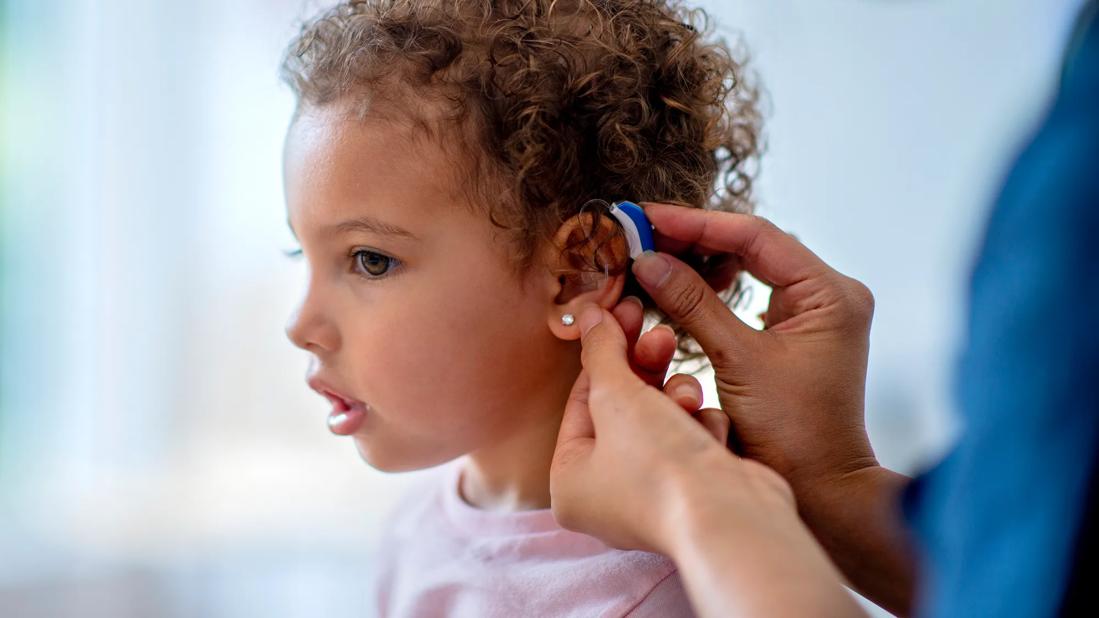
[0,0,1085,616]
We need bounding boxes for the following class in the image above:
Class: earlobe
[550,312,580,341]
[549,310,584,342]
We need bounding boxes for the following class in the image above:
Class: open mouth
[306,376,369,435]
[319,389,354,411]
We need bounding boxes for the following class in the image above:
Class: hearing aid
[607,201,655,259]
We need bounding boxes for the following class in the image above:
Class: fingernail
[673,383,699,404]
[622,295,643,309]
[654,324,676,336]
[578,305,603,337]
[632,251,672,288]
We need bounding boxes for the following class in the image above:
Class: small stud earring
[561,313,575,326]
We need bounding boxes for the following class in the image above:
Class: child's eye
[352,249,400,279]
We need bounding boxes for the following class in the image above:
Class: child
[280,0,760,615]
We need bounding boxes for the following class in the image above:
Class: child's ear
[544,211,629,341]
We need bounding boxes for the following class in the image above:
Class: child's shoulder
[373,461,697,617]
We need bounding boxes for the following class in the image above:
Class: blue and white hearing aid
[606,201,655,259]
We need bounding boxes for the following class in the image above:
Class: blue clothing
[903,2,1099,616]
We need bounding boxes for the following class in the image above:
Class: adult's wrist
[655,449,738,558]
[791,462,905,536]
[789,462,918,616]
[660,452,866,617]
[659,449,795,562]
[767,427,878,519]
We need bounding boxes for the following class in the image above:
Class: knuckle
[756,215,786,237]
[745,213,771,230]
[707,343,738,373]
[668,278,709,325]
[844,277,876,318]
[590,376,623,399]
[588,387,614,410]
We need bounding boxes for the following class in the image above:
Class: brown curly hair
[281,0,762,361]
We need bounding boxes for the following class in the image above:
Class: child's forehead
[286,104,424,168]
[284,104,473,227]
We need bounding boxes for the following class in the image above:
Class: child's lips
[326,402,367,436]
[307,376,370,435]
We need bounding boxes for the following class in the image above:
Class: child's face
[283,104,576,471]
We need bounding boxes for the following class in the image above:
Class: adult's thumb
[577,305,635,384]
[631,251,756,363]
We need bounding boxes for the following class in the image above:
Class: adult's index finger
[640,202,833,288]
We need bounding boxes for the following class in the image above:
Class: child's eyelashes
[281,245,400,280]
[351,248,401,280]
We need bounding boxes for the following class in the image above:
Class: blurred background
[0,0,1085,616]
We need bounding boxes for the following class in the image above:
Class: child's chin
[352,438,456,473]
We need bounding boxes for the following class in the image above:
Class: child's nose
[285,302,339,354]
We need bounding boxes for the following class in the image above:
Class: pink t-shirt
[374,464,695,617]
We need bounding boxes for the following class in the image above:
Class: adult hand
[551,303,794,553]
[633,202,879,488]
[631,203,914,615]
[550,304,863,617]
[609,295,730,441]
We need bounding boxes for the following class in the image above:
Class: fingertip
[653,324,676,337]
[635,326,676,369]
[674,385,702,411]
[674,390,701,412]
[663,373,703,412]
[632,251,673,288]
[612,297,644,340]
[646,324,678,351]
[674,381,702,405]
[637,201,677,217]
[577,304,604,337]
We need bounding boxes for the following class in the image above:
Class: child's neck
[458,356,580,512]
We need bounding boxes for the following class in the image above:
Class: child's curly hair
[281,0,762,361]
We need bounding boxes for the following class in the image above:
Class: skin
[283,100,906,614]
[282,102,709,512]
[635,204,917,615]
[554,304,865,617]
[550,204,917,616]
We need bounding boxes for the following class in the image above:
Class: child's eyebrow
[286,215,420,241]
[330,216,420,240]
